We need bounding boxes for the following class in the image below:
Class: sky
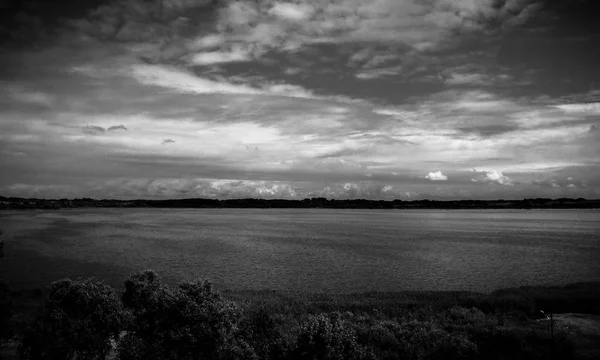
[0,0,599,200]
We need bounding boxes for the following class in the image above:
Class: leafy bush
[292,311,371,360]
[6,272,587,360]
[19,278,122,360]
[364,319,478,360]
[239,306,291,360]
[118,270,249,360]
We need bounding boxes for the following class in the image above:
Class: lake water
[1,208,599,293]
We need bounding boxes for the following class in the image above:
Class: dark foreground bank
[1,274,599,360]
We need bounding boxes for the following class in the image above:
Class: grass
[222,281,600,318]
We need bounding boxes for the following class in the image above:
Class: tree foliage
[117,270,250,360]
[9,271,581,360]
[19,278,122,360]
[293,312,370,360]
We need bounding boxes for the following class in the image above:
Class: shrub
[118,270,247,360]
[239,306,289,360]
[293,311,369,360]
[365,319,478,360]
[19,278,122,360]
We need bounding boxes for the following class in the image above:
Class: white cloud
[220,1,260,28]
[444,73,490,86]
[356,66,403,80]
[265,84,313,98]
[553,103,600,115]
[472,170,513,186]
[268,2,314,21]
[131,64,262,95]
[189,34,225,49]
[284,67,302,75]
[372,108,418,118]
[425,171,448,181]
[189,48,251,65]
[130,64,317,99]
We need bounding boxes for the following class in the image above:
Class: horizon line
[2,195,599,202]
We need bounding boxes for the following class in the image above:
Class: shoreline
[2,195,600,210]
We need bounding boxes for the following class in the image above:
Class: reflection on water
[1,209,599,292]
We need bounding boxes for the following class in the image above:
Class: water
[1,208,599,293]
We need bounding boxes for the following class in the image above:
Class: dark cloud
[107,124,127,131]
[161,138,175,145]
[82,125,105,135]
[456,124,520,137]
[0,0,105,47]
[497,0,600,96]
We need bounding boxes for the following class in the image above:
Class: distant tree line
[1,196,599,210]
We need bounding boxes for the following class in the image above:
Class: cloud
[372,108,414,117]
[2,0,599,201]
[268,2,314,21]
[107,125,128,131]
[553,103,600,115]
[130,64,318,99]
[189,45,252,65]
[83,125,106,135]
[3,84,54,106]
[189,34,225,50]
[311,182,405,200]
[3,183,80,199]
[162,139,175,145]
[131,64,263,95]
[356,66,403,80]
[444,73,490,86]
[283,67,303,75]
[311,157,367,172]
[207,0,541,62]
[531,178,554,188]
[472,170,513,186]
[425,171,448,181]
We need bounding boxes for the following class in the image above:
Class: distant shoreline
[1,195,600,210]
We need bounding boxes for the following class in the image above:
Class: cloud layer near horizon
[1,0,599,200]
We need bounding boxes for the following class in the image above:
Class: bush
[293,311,369,360]
[118,270,247,360]
[19,278,122,360]
[239,306,289,360]
[364,319,478,360]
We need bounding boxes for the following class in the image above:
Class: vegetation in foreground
[1,273,600,360]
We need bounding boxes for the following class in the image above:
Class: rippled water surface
[1,208,599,292]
